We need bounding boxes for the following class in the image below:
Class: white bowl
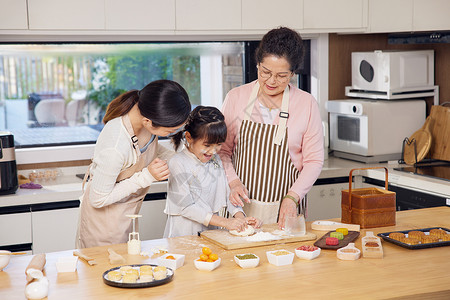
[56,256,78,272]
[295,247,321,260]
[266,249,294,266]
[0,250,11,271]
[234,254,260,269]
[194,258,221,271]
[157,253,185,270]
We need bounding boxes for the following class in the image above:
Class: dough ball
[229,225,255,237]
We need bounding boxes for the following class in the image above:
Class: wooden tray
[200,224,316,250]
[378,227,450,250]
[314,231,360,250]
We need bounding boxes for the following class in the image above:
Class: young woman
[78,79,191,248]
[219,27,324,228]
[164,106,260,238]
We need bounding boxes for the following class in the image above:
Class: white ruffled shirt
[164,148,243,237]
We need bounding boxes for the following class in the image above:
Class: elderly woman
[219,27,324,228]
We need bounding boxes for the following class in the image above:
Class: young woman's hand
[229,179,250,207]
[224,217,248,232]
[147,158,170,181]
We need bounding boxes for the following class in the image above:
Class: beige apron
[77,114,157,248]
[232,82,302,224]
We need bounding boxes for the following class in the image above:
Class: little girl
[164,106,260,237]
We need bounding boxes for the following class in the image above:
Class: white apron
[232,82,302,224]
[77,114,156,248]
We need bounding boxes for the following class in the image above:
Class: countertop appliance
[0,132,18,195]
[351,50,434,93]
[327,99,425,163]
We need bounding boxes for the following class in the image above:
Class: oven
[364,177,449,211]
[364,161,450,211]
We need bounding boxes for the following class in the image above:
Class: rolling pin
[25,253,46,282]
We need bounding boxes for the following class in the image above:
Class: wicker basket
[341,167,396,229]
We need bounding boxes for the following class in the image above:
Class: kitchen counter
[1,207,449,299]
[2,157,449,208]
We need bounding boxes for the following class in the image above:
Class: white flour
[245,232,282,242]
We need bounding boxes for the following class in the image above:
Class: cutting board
[429,105,450,161]
[200,224,316,250]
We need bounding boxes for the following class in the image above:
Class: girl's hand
[224,217,248,232]
[277,193,299,229]
[229,179,250,207]
[147,158,170,181]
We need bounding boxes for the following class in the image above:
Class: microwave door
[330,113,369,156]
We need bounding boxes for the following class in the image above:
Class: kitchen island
[1,207,449,299]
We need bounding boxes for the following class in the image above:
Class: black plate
[377,227,450,250]
[102,264,174,288]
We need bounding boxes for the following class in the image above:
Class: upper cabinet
[241,0,303,30]
[0,0,28,29]
[2,0,449,35]
[413,0,450,31]
[176,0,241,30]
[303,0,368,31]
[368,0,450,33]
[28,0,105,30]
[105,0,175,30]
[369,0,413,33]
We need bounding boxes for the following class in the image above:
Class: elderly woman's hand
[277,192,300,229]
[229,179,250,207]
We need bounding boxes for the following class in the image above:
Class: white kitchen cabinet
[28,0,105,30]
[242,0,303,30]
[368,0,413,33]
[176,0,241,30]
[0,0,28,29]
[0,212,32,246]
[303,0,368,31]
[139,199,167,240]
[31,207,79,254]
[105,0,175,30]
[413,0,450,31]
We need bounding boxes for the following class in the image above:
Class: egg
[24,277,49,300]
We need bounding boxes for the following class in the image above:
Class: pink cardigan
[219,81,324,200]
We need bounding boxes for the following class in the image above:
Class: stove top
[394,161,450,182]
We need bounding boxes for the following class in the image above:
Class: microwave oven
[351,50,434,93]
[327,99,425,163]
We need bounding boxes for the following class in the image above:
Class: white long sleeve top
[164,148,243,227]
[81,116,172,208]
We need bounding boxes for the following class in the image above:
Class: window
[0,39,313,164]
[0,42,245,150]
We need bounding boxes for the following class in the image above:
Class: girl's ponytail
[171,131,184,151]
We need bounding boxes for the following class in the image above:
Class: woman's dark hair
[255,27,305,74]
[171,106,227,151]
[103,79,191,126]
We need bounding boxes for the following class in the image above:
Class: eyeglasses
[257,64,293,83]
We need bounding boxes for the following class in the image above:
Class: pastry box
[341,167,396,229]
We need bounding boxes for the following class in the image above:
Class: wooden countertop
[1,207,450,300]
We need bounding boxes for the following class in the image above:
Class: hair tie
[137,89,141,97]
